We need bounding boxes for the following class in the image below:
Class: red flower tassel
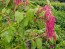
[41,4,57,42]
[14,0,23,5]
[50,44,54,48]
[25,0,28,5]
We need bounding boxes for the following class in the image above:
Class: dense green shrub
[51,2,65,11]
[53,10,65,30]
[0,0,65,49]
[58,0,65,2]
[31,1,65,11]
[30,0,46,6]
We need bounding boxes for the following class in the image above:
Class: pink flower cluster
[25,0,28,5]
[41,4,56,41]
[14,0,28,5]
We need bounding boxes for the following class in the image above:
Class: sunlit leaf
[2,8,6,13]
[36,38,42,49]
[15,11,24,23]
[31,40,36,49]
[5,0,10,7]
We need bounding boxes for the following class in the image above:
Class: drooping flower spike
[41,4,51,11]
[25,0,29,5]
[43,4,56,42]
[14,0,29,6]
[38,4,57,42]
[14,0,23,5]
[14,0,29,11]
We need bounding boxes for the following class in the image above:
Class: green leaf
[26,9,34,23]
[55,41,65,49]
[50,38,55,44]
[37,19,44,29]
[36,38,42,49]
[6,9,10,14]
[1,31,11,42]
[2,8,6,13]
[0,15,2,21]
[1,27,15,43]
[21,41,27,49]
[5,0,10,7]
[15,11,24,23]
[39,11,45,17]
[31,40,36,49]
[22,17,29,26]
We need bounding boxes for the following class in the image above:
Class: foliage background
[0,0,65,49]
